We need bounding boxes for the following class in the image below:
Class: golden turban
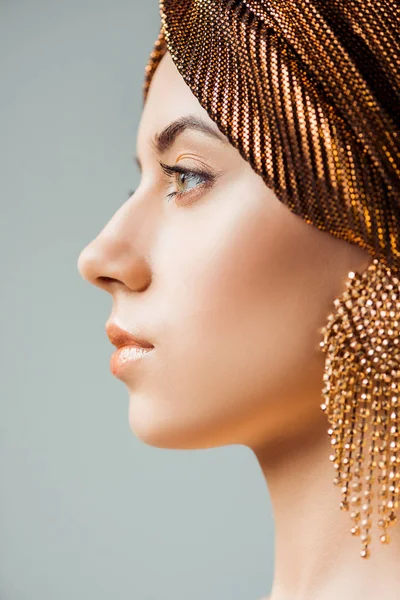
[143,1,400,273]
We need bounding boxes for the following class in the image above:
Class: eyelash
[158,160,215,203]
[127,162,215,202]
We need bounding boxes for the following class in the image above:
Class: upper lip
[105,322,154,349]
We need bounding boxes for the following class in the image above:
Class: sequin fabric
[142,0,400,273]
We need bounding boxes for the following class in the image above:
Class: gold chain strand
[361,376,380,559]
[383,378,400,534]
[323,347,350,501]
[386,383,400,532]
[350,378,370,540]
[324,354,347,494]
[348,379,363,538]
[320,258,400,558]
[342,376,357,511]
[377,379,391,544]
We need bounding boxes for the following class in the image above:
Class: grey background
[0,2,275,599]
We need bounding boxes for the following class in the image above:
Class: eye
[175,171,203,194]
[158,160,216,204]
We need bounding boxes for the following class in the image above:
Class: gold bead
[378,518,387,528]
[362,503,373,515]
[351,496,361,506]
[361,518,371,528]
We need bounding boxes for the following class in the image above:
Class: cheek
[156,193,325,411]
[178,193,324,377]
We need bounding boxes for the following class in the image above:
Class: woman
[77,1,400,598]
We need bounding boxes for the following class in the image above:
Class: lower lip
[110,345,154,376]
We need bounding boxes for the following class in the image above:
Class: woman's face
[78,52,371,451]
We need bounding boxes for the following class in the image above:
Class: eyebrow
[134,114,228,171]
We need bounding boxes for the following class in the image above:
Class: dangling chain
[320,258,400,559]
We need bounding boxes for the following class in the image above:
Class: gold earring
[319,258,400,559]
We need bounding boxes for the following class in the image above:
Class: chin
[127,396,194,450]
[127,394,231,450]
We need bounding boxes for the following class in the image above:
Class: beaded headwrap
[142,1,400,559]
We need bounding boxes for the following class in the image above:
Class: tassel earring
[320,258,400,559]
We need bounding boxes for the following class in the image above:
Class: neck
[252,407,400,600]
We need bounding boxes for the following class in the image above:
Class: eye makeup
[158,159,217,204]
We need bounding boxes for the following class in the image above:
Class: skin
[77,52,400,600]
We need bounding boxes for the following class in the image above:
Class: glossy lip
[109,344,153,376]
[105,322,154,350]
[106,321,154,378]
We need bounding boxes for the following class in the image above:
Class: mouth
[106,321,154,378]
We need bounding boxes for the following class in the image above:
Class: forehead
[137,52,214,149]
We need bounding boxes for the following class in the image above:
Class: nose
[77,199,152,294]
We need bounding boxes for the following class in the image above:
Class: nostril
[93,276,122,293]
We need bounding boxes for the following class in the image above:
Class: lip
[105,322,154,350]
[109,344,153,376]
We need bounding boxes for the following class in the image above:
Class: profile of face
[77,51,372,452]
